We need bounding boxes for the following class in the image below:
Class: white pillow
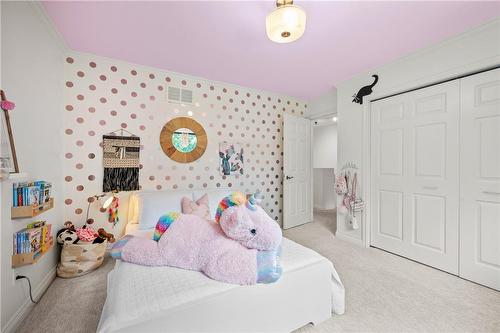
[135,191,193,230]
[193,189,234,220]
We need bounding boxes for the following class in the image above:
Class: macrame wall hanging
[102,129,140,192]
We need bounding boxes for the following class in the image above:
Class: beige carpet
[18,213,500,333]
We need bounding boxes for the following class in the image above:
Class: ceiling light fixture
[332,116,338,122]
[266,0,306,43]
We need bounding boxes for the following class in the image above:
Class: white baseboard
[335,232,365,247]
[2,267,56,333]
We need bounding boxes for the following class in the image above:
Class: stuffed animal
[111,192,283,285]
[56,222,79,245]
[97,228,115,243]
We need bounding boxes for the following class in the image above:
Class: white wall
[313,123,337,210]
[313,169,336,210]
[1,2,65,331]
[336,18,500,245]
[307,88,337,118]
[313,124,337,168]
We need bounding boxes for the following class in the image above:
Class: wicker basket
[57,241,107,278]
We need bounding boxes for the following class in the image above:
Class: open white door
[283,113,312,229]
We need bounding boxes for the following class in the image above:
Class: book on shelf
[12,221,52,255]
[12,181,52,207]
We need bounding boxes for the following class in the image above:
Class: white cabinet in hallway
[459,68,500,291]
[370,67,499,290]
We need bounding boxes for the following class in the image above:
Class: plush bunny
[111,192,283,285]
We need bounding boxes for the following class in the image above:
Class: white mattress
[99,230,345,332]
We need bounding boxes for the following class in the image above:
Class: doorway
[312,115,338,234]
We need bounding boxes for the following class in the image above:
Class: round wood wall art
[159,117,207,163]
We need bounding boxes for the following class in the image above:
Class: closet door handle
[423,186,438,190]
[286,175,294,180]
[483,191,500,196]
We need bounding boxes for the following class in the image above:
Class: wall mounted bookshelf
[12,237,54,268]
[11,198,54,219]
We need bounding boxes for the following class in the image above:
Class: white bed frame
[99,189,343,332]
[115,260,333,332]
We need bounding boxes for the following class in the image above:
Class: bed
[98,189,345,333]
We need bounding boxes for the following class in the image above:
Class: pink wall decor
[63,53,306,229]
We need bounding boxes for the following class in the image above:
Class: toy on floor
[111,191,283,285]
[98,228,115,243]
[56,222,79,245]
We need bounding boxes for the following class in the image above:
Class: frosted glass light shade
[266,4,306,43]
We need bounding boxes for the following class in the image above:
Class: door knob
[286,175,294,180]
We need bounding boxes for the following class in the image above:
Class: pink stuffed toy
[111,191,283,285]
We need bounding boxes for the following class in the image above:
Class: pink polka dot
[65,199,72,205]
[66,57,74,64]
[196,83,201,88]
[140,83,146,88]
[65,153,73,159]
[111,88,118,94]
[139,125,146,130]
[120,100,127,106]
[76,140,84,146]
[149,96,155,101]
[131,92,137,97]
[65,129,73,135]
[77,94,84,100]
[130,113,137,119]
[88,130,95,136]
[158,85,164,91]
[66,105,73,111]
[77,185,84,191]
[76,117,84,123]
[66,81,73,87]
[121,79,127,84]
[149,74,155,79]
[88,153,95,159]
[140,104,146,109]
[99,75,107,81]
[77,71,85,77]
[88,175,95,181]
[165,77,171,82]
[110,110,117,116]
[88,107,95,113]
[76,163,83,169]
[65,176,72,182]
[99,120,106,126]
[156,185,162,190]
[110,66,117,72]
[89,84,96,91]
[89,61,96,68]
[120,123,127,128]
[181,80,187,86]
[100,97,107,103]
[131,70,137,76]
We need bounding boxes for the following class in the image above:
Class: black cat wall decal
[352,75,379,105]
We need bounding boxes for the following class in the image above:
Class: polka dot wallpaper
[63,53,307,230]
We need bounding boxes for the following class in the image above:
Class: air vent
[167,86,193,104]
[181,89,192,104]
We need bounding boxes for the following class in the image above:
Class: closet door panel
[405,81,460,274]
[371,96,410,254]
[371,81,460,274]
[460,68,500,291]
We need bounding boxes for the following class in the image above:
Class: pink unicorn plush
[112,192,283,285]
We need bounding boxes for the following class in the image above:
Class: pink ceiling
[43,1,499,100]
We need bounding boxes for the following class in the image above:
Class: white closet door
[460,68,500,290]
[371,81,460,274]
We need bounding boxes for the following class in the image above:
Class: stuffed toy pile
[111,192,283,285]
[56,222,115,245]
